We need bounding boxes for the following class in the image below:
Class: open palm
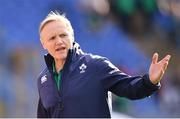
[149,53,171,84]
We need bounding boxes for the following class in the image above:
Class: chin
[55,55,67,60]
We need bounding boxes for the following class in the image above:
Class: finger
[152,53,158,64]
[162,60,169,71]
[160,68,165,79]
[160,55,170,71]
[159,54,171,64]
[158,67,165,81]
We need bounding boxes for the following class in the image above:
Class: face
[40,20,72,61]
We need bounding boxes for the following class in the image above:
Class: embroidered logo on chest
[79,63,87,73]
[41,75,47,84]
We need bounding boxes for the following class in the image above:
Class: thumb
[152,53,158,64]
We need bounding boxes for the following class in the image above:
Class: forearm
[109,74,160,100]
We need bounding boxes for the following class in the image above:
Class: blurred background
[0,0,180,118]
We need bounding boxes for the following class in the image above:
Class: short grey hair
[39,11,74,42]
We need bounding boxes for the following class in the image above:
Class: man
[37,11,171,118]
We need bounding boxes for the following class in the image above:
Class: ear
[40,39,47,50]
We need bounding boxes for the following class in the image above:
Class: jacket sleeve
[37,69,50,118]
[97,58,160,100]
[37,98,50,118]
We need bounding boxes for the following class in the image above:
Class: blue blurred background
[0,0,180,117]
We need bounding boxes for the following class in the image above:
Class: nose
[56,37,63,45]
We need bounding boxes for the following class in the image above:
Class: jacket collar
[44,50,72,72]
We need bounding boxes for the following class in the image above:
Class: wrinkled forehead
[40,20,68,33]
[40,21,70,40]
[42,20,70,33]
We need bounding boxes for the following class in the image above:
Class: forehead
[40,20,69,37]
[42,20,68,32]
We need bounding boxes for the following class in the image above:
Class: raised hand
[149,53,171,84]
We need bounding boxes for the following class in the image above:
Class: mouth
[55,47,66,52]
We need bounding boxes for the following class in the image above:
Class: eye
[59,33,67,38]
[49,36,56,41]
